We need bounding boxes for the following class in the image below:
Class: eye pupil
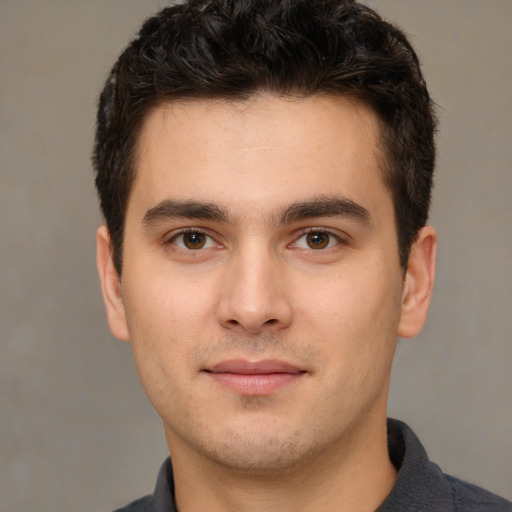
[306,232,329,249]
[184,232,206,249]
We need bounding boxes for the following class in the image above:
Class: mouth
[203,359,307,395]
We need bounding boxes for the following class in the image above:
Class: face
[98,94,435,474]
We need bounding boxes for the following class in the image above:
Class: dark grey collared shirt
[113,419,511,511]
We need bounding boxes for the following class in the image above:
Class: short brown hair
[93,0,436,273]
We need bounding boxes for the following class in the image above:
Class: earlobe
[96,225,130,341]
[398,226,437,339]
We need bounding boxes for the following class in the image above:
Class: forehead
[130,94,389,220]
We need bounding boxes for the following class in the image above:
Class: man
[93,1,511,511]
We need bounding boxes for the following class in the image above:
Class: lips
[204,359,306,395]
[208,359,304,374]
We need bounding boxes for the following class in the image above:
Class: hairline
[113,91,406,274]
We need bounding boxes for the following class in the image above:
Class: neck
[168,413,396,512]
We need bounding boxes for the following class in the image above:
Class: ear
[96,225,129,341]
[398,226,437,338]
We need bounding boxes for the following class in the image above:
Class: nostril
[265,319,278,325]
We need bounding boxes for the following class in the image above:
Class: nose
[216,245,293,334]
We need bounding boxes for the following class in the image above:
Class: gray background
[1,1,511,511]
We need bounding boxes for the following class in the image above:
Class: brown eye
[306,232,330,249]
[182,232,207,249]
[168,230,220,252]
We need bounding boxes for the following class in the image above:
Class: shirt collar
[149,419,453,512]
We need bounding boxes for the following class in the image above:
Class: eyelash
[291,228,344,250]
[165,228,220,250]
[165,227,345,252]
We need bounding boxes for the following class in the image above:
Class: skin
[97,94,436,512]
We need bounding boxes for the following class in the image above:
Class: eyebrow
[143,200,229,225]
[277,196,372,227]
[142,195,371,228]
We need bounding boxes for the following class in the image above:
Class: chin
[196,422,321,476]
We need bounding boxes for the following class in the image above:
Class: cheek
[299,263,402,369]
[121,270,215,394]
[124,265,214,338]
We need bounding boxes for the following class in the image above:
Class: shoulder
[110,458,175,512]
[382,420,511,512]
[445,475,512,512]
[112,495,153,512]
